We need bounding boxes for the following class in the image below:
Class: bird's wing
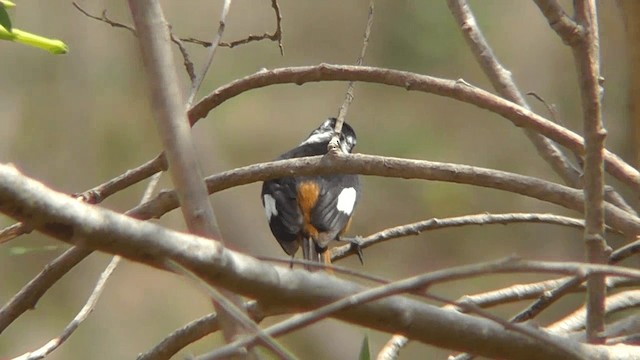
[261,178,303,256]
[310,175,360,248]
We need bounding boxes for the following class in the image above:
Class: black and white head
[300,118,357,154]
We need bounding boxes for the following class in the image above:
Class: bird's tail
[302,237,331,272]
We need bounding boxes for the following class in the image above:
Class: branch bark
[447,0,581,188]
[127,0,251,350]
[572,0,608,343]
[188,64,640,192]
[0,164,631,360]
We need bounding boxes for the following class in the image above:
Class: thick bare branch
[572,0,608,343]
[447,0,582,188]
[188,64,640,191]
[533,0,585,45]
[1,164,632,360]
[128,154,640,236]
[127,0,250,348]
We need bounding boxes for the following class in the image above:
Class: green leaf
[0,0,16,9]
[358,335,371,360]
[0,6,11,32]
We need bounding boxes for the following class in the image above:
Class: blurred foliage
[0,1,68,54]
[0,1,633,359]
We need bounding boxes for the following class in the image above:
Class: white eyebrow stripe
[336,187,357,215]
[263,194,278,219]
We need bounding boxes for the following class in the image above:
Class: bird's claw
[340,236,365,265]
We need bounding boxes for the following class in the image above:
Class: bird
[261,118,361,271]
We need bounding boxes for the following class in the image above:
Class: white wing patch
[263,194,278,219]
[336,187,357,215]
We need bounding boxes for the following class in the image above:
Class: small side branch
[12,256,120,360]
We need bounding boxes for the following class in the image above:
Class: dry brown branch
[571,0,608,343]
[188,64,640,191]
[226,0,283,54]
[449,276,638,312]
[548,290,640,335]
[138,313,218,360]
[3,164,637,359]
[331,0,374,148]
[5,61,637,245]
[604,315,640,344]
[168,261,293,360]
[0,222,30,244]
[510,275,587,324]
[185,0,232,107]
[609,238,640,264]
[72,2,136,33]
[137,301,279,360]
[128,154,640,236]
[330,212,616,262]
[11,256,120,360]
[376,334,408,360]
[73,2,197,86]
[533,0,585,45]
[169,30,196,84]
[127,0,251,349]
[200,258,590,360]
[447,0,581,188]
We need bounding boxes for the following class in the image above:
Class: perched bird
[261,118,360,270]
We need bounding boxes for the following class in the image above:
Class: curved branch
[0,164,628,360]
[330,212,618,262]
[130,154,640,236]
[188,64,640,192]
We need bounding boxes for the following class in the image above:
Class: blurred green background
[0,0,634,359]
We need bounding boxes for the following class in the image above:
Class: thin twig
[226,0,283,54]
[185,0,232,108]
[182,0,284,55]
[73,2,197,88]
[447,0,582,189]
[169,29,196,84]
[72,2,136,33]
[510,274,587,323]
[548,290,640,335]
[330,212,618,262]
[0,246,92,334]
[0,222,31,244]
[330,0,374,151]
[12,256,121,360]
